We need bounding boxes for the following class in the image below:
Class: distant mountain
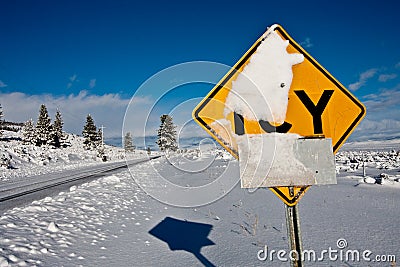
[348,129,400,143]
[342,138,400,151]
[105,135,222,151]
[105,131,400,151]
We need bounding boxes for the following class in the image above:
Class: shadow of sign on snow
[149,217,216,267]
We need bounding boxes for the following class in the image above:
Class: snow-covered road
[0,157,159,213]
[0,153,398,266]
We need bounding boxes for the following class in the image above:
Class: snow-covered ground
[0,139,399,266]
[0,130,152,182]
[336,147,400,186]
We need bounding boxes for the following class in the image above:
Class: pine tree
[156,114,178,152]
[124,132,135,152]
[82,114,98,150]
[22,119,36,144]
[35,104,51,146]
[0,152,11,168]
[51,110,64,148]
[0,104,3,138]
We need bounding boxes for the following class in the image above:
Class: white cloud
[300,37,313,48]
[348,81,363,91]
[67,74,78,89]
[356,119,400,132]
[378,73,397,82]
[0,91,152,138]
[351,118,400,141]
[395,62,400,69]
[362,84,400,112]
[352,84,400,140]
[69,74,77,82]
[348,68,378,91]
[0,80,7,88]
[89,79,96,89]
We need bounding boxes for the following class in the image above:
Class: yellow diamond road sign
[192,24,366,206]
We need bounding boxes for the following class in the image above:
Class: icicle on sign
[192,24,366,206]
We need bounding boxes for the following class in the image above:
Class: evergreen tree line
[19,104,104,151]
[22,104,66,148]
[3,102,179,153]
[124,114,178,153]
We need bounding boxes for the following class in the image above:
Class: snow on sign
[192,24,366,206]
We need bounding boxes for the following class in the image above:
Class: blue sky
[1,0,399,141]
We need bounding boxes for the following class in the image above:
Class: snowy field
[0,139,399,266]
[0,130,152,182]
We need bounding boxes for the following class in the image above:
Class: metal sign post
[285,187,303,267]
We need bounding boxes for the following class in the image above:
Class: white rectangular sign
[238,134,336,188]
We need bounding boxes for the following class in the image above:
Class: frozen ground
[0,140,399,266]
[0,130,152,182]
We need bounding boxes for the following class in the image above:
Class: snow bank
[0,152,399,265]
[101,175,121,184]
[0,130,148,182]
[0,171,152,266]
[364,176,376,184]
[47,221,60,233]
[336,150,400,180]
